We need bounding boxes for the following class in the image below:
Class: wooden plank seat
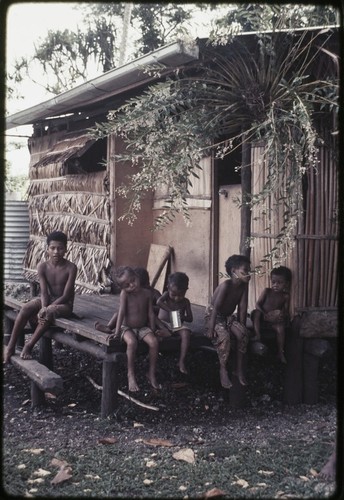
[4,294,216,417]
[10,353,63,394]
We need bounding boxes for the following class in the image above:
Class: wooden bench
[4,294,217,417]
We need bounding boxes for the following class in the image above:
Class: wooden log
[283,316,303,405]
[10,354,63,394]
[3,314,14,346]
[101,360,119,418]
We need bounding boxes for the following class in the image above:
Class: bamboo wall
[24,131,110,294]
[249,143,338,315]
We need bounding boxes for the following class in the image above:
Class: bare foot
[178,362,188,375]
[128,374,139,392]
[20,345,33,360]
[146,373,161,390]
[95,322,112,334]
[278,352,287,364]
[3,346,15,364]
[219,366,232,389]
[233,371,247,386]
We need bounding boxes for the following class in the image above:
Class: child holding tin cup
[156,272,193,374]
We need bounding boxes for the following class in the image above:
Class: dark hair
[134,267,150,287]
[114,266,135,282]
[168,272,189,291]
[271,266,292,283]
[225,254,251,276]
[47,231,67,247]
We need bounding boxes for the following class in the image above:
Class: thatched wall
[24,131,110,294]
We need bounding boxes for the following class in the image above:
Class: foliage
[131,3,194,56]
[92,17,338,266]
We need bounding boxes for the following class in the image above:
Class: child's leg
[4,299,41,363]
[177,328,191,374]
[142,332,160,389]
[230,322,249,385]
[122,330,139,392]
[251,309,262,341]
[212,328,232,389]
[20,304,72,360]
[274,324,287,363]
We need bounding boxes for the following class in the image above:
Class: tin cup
[170,310,182,330]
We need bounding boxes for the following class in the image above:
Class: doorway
[213,145,242,287]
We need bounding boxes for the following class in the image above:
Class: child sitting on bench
[4,231,77,364]
[156,272,193,375]
[251,266,291,363]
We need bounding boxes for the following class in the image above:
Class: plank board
[10,354,63,394]
[146,243,171,291]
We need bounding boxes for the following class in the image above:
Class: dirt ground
[2,283,339,498]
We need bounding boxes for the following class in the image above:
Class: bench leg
[3,315,14,346]
[30,335,54,409]
[101,360,119,418]
[303,350,319,404]
[283,317,303,405]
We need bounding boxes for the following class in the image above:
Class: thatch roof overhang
[31,131,97,169]
[6,40,200,130]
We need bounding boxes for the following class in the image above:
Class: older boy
[98,266,159,392]
[4,231,77,363]
[205,254,251,389]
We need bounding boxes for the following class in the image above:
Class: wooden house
[6,29,338,336]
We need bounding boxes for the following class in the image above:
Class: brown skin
[4,240,77,363]
[252,274,290,363]
[207,263,250,388]
[157,284,193,374]
[319,449,336,481]
[103,270,159,392]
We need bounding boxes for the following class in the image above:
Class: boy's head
[115,266,139,293]
[225,254,251,282]
[167,272,189,302]
[134,267,150,288]
[270,266,291,291]
[47,231,67,248]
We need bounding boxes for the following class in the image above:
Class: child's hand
[107,332,120,341]
[155,328,172,338]
[38,307,47,319]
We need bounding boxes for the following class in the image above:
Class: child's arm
[108,291,126,339]
[156,292,171,313]
[182,299,193,323]
[207,285,226,338]
[37,262,51,308]
[255,288,268,314]
[107,311,118,330]
[237,283,249,325]
[95,311,118,334]
[282,292,291,317]
[147,295,156,332]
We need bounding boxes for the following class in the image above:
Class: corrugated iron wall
[249,142,338,315]
[4,198,30,281]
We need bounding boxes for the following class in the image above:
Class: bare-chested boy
[4,231,77,364]
[156,272,193,375]
[205,254,251,389]
[251,266,291,363]
[95,266,159,392]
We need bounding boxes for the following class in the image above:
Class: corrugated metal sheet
[4,200,30,281]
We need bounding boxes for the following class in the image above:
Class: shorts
[204,304,249,354]
[160,319,191,335]
[119,325,153,341]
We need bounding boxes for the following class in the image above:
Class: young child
[251,266,291,363]
[4,231,77,363]
[156,272,193,375]
[96,266,159,392]
[134,267,161,314]
[205,254,251,389]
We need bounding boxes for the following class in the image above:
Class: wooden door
[218,184,241,284]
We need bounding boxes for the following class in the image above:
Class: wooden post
[302,339,330,404]
[101,360,120,418]
[31,334,54,408]
[283,316,304,405]
[228,340,247,408]
[240,138,251,258]
[3,315,14,346]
